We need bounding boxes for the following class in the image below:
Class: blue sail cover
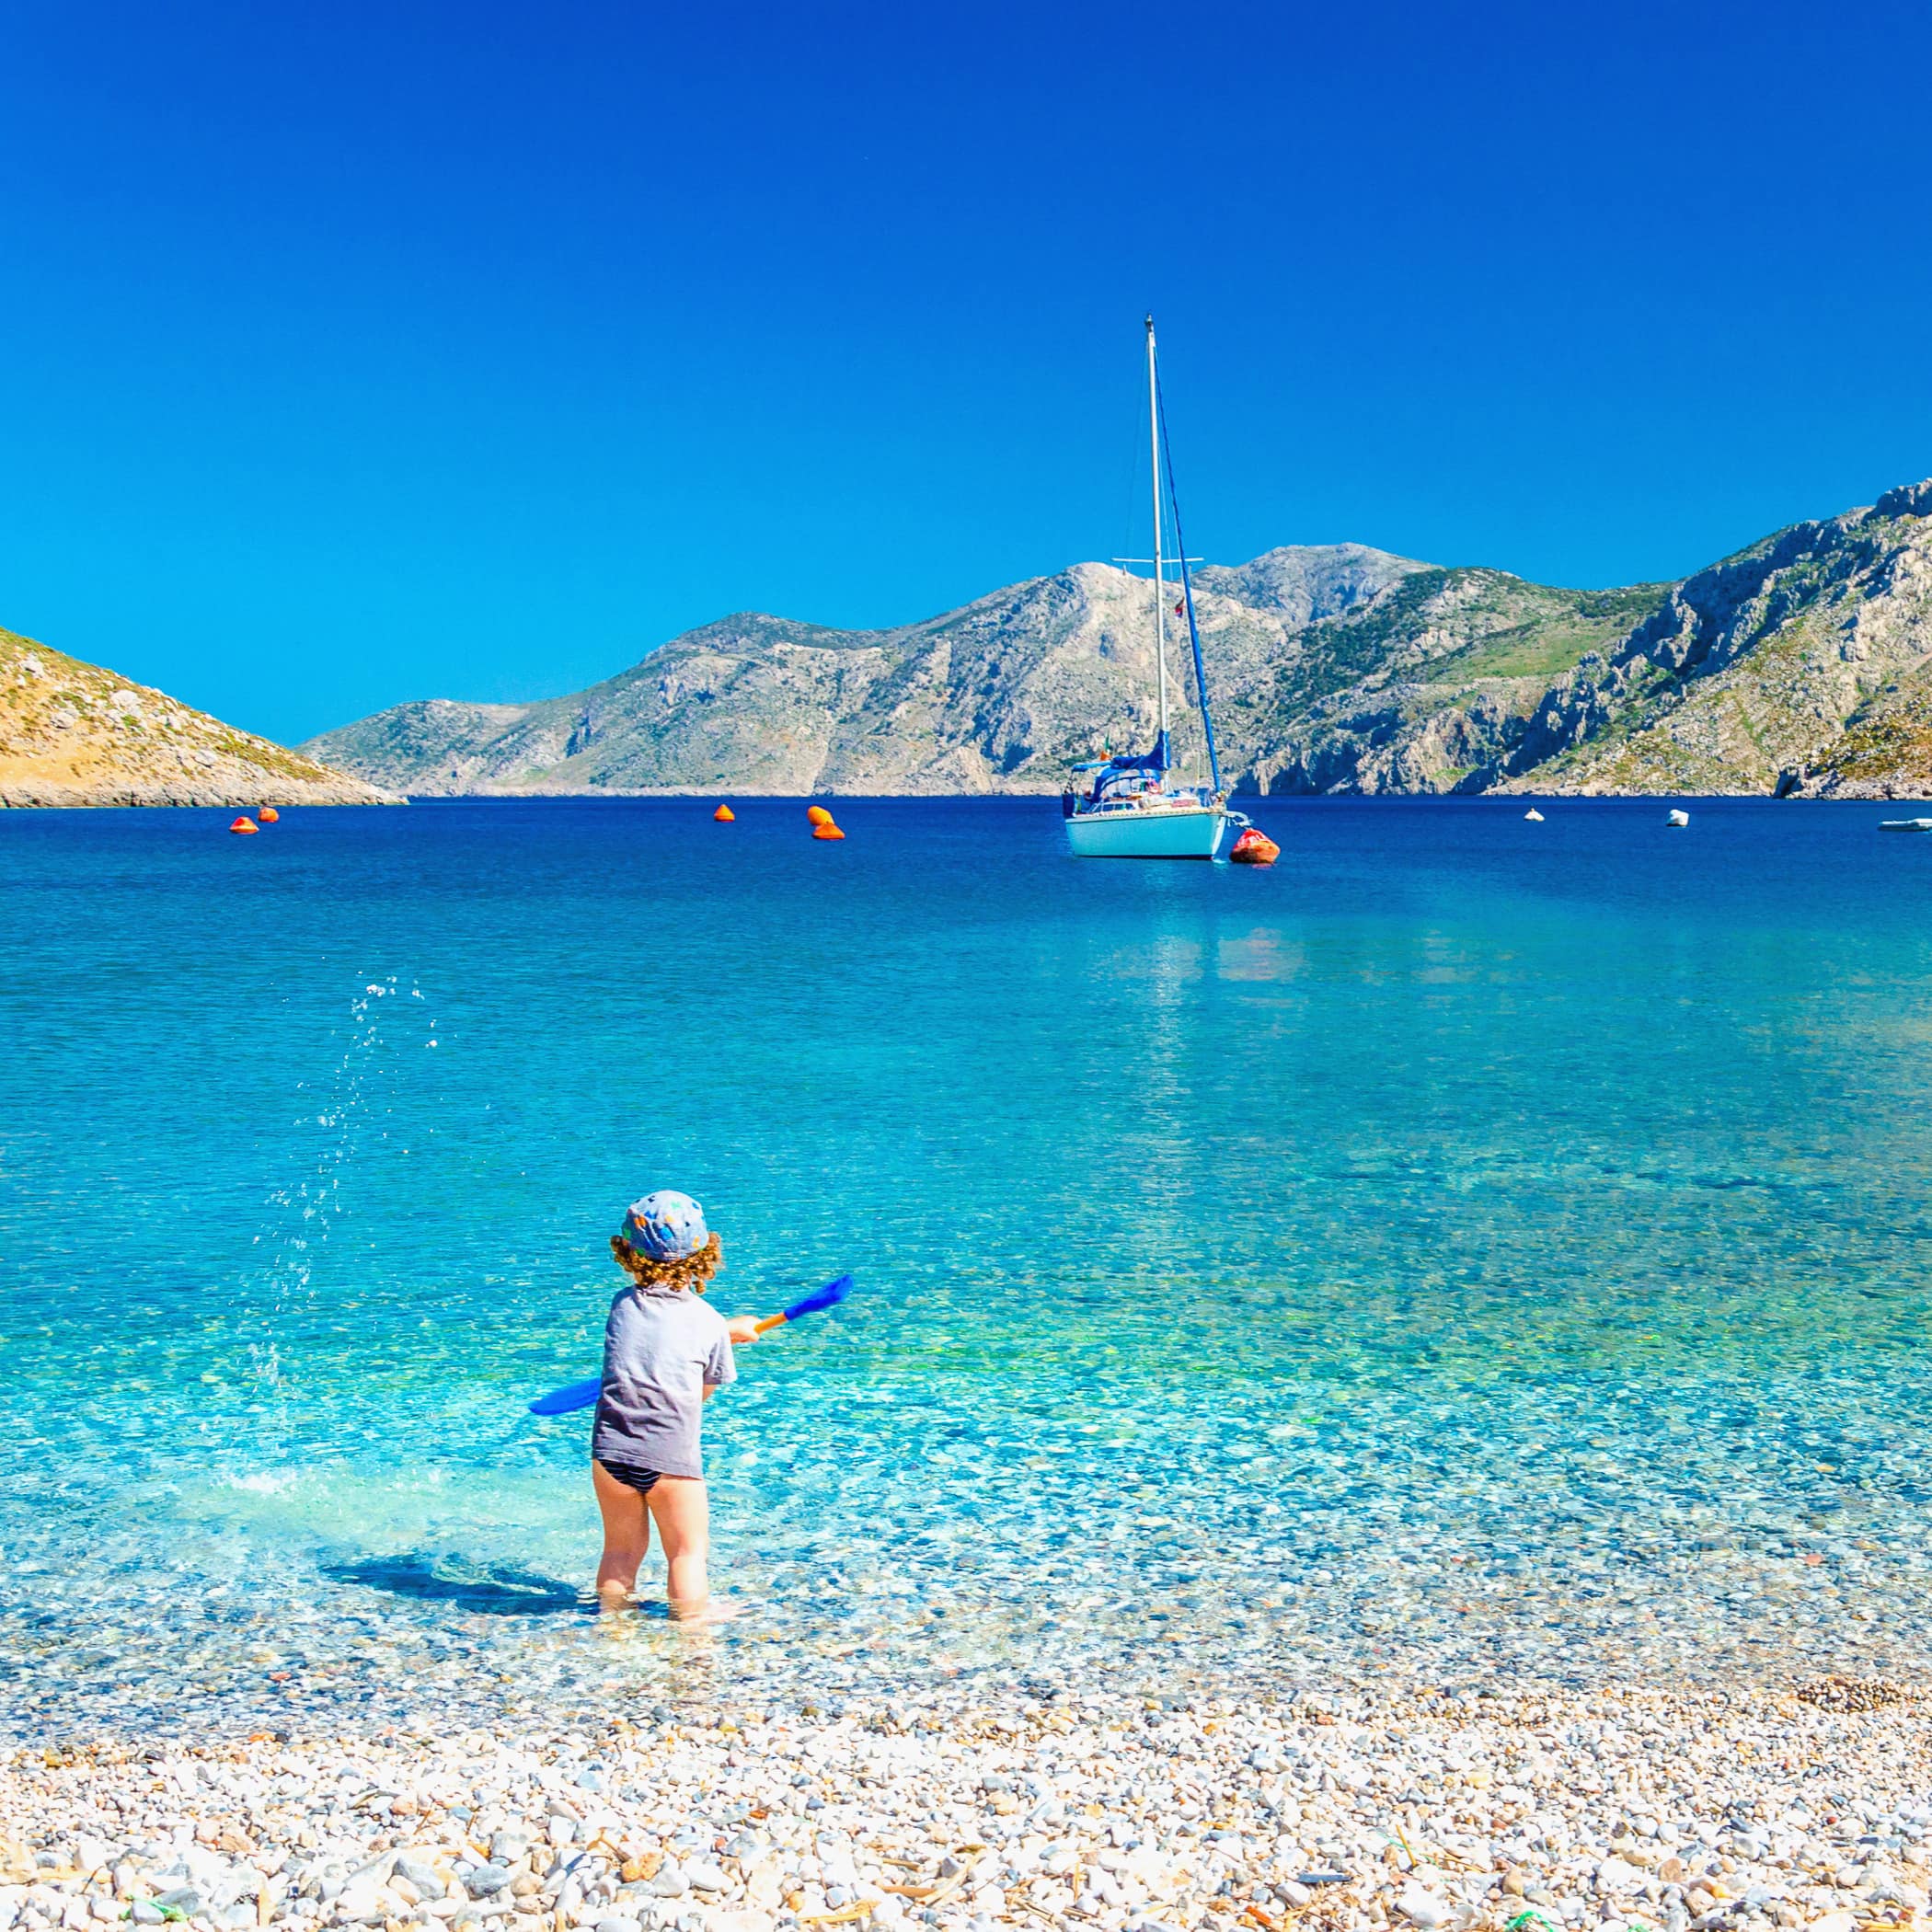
[1069,732,1170,805]
[1082,735,1170,806]
[1101,731,1170,776]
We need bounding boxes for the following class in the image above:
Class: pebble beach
[4,1681,1926,1932]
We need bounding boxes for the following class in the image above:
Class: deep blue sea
[4,795,1930,1737]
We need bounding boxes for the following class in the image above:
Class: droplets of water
[243,975,436,1409]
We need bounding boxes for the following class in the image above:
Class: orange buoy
[229,816,259,835]
[258,807,280,823]
[713,803,735,822]
[806,804,834,826]
[1229,826,1279,866]
[812,822,845,841]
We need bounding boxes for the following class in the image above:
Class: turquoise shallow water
[4,795,1932,1736]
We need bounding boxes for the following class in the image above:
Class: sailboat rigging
[1062,317,1246,859]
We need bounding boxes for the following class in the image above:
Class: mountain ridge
[303,544,1672,798]
[291,478,1932,801]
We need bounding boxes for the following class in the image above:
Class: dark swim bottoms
[599,1459,662,1495]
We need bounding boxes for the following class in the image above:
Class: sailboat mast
[1145,315,1168,767]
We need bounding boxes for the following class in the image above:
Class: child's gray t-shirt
[592,1285,736,1478]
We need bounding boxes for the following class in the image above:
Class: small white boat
[1063,318,1239,862]
[1666,808,1689,827]
[1523,808,1545,822]
[1879,818,1932,832]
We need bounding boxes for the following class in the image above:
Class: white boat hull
[1065,805,1228,859]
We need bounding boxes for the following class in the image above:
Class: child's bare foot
[669,1595,742,1625]
[596,1579,638,1616]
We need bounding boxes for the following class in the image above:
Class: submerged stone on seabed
[4,1352,1929,1742]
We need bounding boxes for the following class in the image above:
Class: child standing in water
[592,1190,759,1618]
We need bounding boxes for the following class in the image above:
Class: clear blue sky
[5,0,1930,744]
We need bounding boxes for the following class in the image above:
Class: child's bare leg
[645,1476,717,1618]
[592,1460,651,1611]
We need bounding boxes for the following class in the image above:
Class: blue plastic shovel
[526,1273,855,1417]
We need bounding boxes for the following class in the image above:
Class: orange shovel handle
[753,1312,789,1335]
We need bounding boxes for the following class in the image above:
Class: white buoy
[1666,808,1689,827]
[1524,808,1545,822]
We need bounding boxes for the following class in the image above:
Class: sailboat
[1063,316,1247,859]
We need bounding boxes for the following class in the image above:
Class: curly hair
[610,1230,722,1294]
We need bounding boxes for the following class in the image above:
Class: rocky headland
[0,627,397,809]
[301,484,1932,800]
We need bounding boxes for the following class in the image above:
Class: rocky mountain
[1190,542,1431,620]
[302,481,1932,799]
[1208,567,1672,795]
[0,626,397,808]
[300,546,1665,797]
[1484,481,1932,798]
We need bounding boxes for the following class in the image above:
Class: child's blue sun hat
[621,1190,710,1260]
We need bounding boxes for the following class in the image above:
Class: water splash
[244,974,435,1428]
